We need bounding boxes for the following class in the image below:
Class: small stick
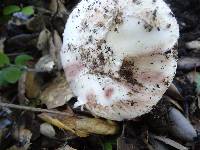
[0,102,73,116]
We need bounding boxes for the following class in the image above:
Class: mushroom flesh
[61,0,179,121]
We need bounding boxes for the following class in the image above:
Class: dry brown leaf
[37,28,51,52]
[66,117,119,135]
[38,113,119,137]
[35,55,55,72]
[185,40,200,50]
[117,136,137,150]
[49,30,63,70]
[49,0,69,18]
[38,113,77,134]
[166,83,183,101]
[151,134,188,150]
[168,108,197,142]
[40,75,73,109]
[149,138,169,150]
[26,15,45,32]
[53,30,62,69]
[163,95,183,112]
[49,35,56,64]
[18,72,41,104]
[56,145,77,150]
[6,144,31,150]
[178,57,200,70]
[5,33,38,52]
[18,72,27,104]
[187,71,199,83]
[25,72,41,99]
[12,128,32,150]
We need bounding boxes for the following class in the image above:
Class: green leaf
[21,6,34,16]
[15,54,33,66]
[0,53,10,67]
[2,66,22,83]
[3,5,21,15]
[0,71,8,87]
[103,142,112,150]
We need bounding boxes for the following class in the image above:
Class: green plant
[102,139,116,150]
[0,53,33,86]
[3,5,34,16]
[103,142,112,150]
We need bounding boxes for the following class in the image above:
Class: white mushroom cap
[61,0,179,121]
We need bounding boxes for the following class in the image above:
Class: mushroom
[61,0,179,121]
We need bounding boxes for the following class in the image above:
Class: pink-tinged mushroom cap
[61,0,179,121]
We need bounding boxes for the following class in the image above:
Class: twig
[0,102,73,116]
[24,67,54,73]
